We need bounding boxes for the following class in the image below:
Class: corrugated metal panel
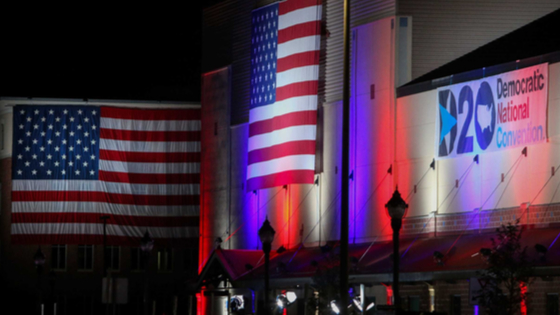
[203,0,255,125]
[204,0,397,123]
[398,0,560,81]
[323,0,396,104]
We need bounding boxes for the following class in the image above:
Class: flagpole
[340,0,351,314]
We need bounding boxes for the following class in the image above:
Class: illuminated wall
[349,17,398,244]
[200,13,560,266]
[200,16,403,257]
[396,62,560,220]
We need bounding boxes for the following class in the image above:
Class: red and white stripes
[247,0,322,191]
[12,106,200,245]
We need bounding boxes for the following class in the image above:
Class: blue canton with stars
[250,3,279,109]
[12,106,100,180]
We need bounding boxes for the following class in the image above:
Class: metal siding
[203,0,255,126]
[204,0,397,123]
[398,0,560,81]
[324,0,396,104]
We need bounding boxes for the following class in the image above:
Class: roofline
[231,266,560,289]
[396,50,560,98]
[0,97,199,114]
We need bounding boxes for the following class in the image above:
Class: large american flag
[11,105,200,246]
[246,0,322,191]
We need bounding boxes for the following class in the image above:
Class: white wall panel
[353,18,394,96]
[324,0,396,104]
[201,68,231,260]
[320,101,343,244]
[396,159,436,217]
[350,17,397,242]
[437,155,481,214]
[396,90,436,128]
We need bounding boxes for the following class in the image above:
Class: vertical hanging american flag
[11,105,200,246]
[246,0,322,191]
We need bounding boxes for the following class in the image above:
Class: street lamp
[49,270,57,315]
[140,231,154,315]
[385,188,408,312]
[258,217,275,315]
[34,247,46,315]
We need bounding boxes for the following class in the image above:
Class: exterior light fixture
[385,188,408,312]
[330,300,340,314]
[259,217,275,315]
[230,295,244,312]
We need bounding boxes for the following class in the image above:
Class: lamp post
[34,247,46,315]
[385,188,408,313]
[49,270,57,315]
[140,231,154,315]
[258,217,275,315]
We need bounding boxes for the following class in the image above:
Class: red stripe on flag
[99,171,200,184]
[276,81,319,102]
[279,0,321,15]
[246,170,315,191]
[12,213,199,227]
[101,107,201,121]
[249,111,317,137]
[278,21,321,44]
[100,129,201,142]
[248,140,316,165]
[277,51,320,73]
[12,191,199,206]
[99,150,200,163]
[11,234,199,246]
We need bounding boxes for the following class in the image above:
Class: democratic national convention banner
[436,63,548,159]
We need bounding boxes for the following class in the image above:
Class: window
[548,294,559,315]
[184,248,197,275]
[408,296,420,312]
[450,295,461,315]
[131,248,146,271]
[1,122,4,150]
[51,245,67,270]
[104,246,120,271]
[158,248,173,272]
[78,245,94,270]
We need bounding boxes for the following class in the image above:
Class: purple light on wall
[474,305,479,315]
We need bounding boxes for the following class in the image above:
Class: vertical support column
[340,0,352,313]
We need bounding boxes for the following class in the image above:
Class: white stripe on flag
[100,118,201,131]
[247,154,316,178]
[277,35,321,59]
[276,65,320,88]
[278,5,322,30]
[11,223,199,238]
[248,125,317,152]
[249,95,318,123]
[99,139,201,152]
[12,202,199,216]
[13,180,199,195]
[99,160,200,174]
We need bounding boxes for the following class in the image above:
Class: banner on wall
[11,105,200,245]
[246,0,322,191]
[435,63,548,159]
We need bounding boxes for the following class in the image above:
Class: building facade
[0,98,200,315]
[200,1,560,314]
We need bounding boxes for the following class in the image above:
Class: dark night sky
[0,4,206,102]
